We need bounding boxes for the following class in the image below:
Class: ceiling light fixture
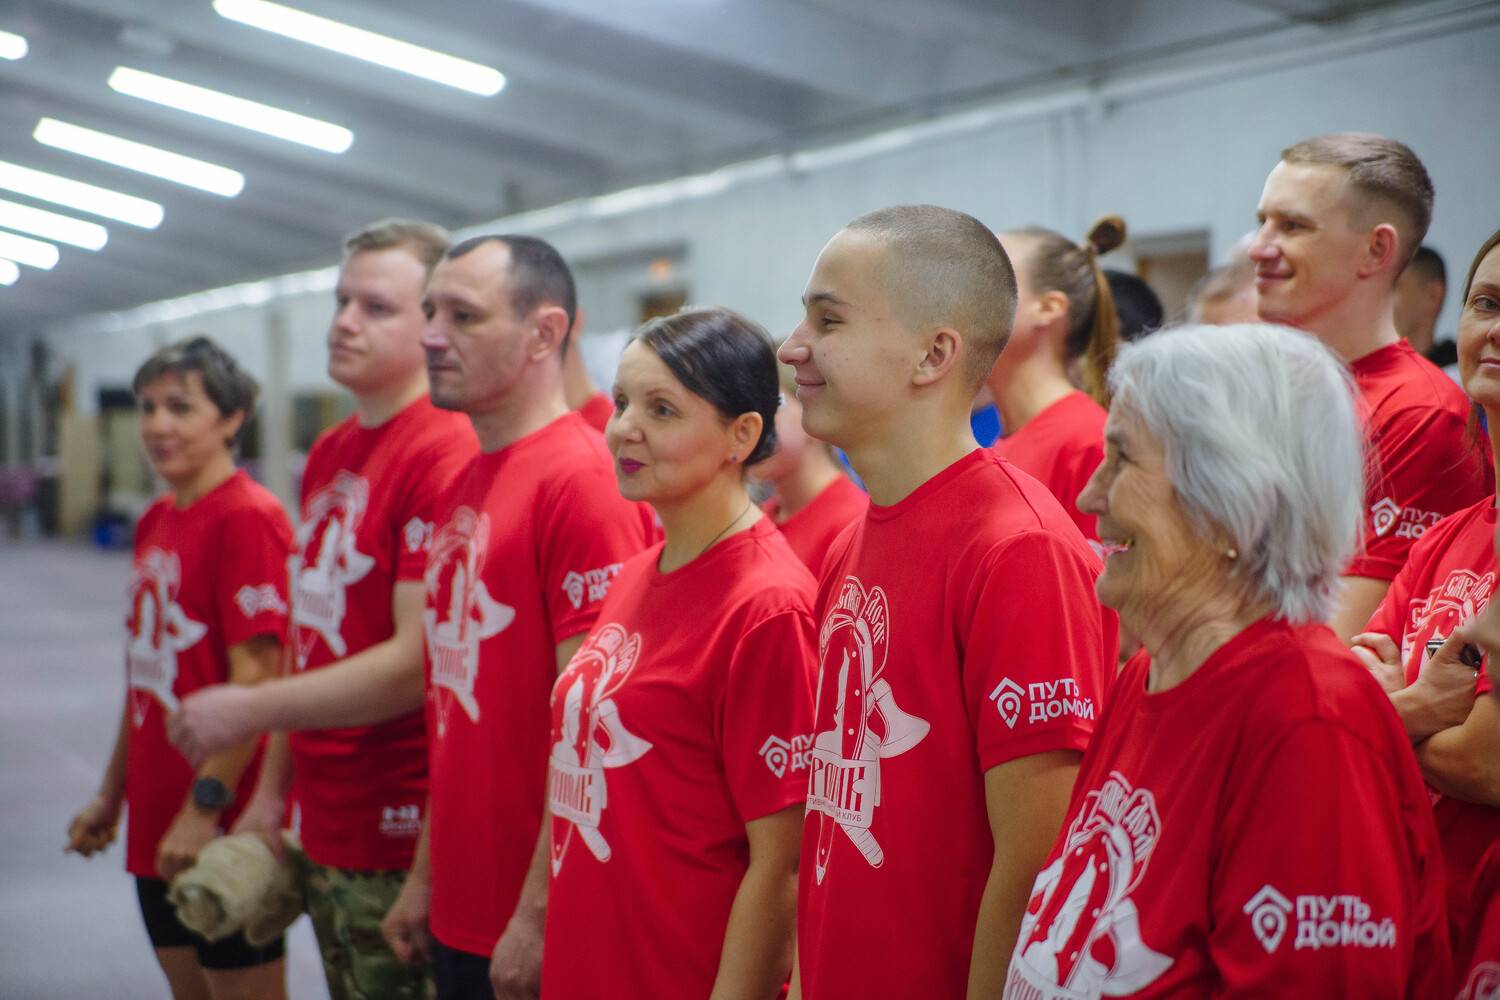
[108,66,354,153]
[0,197,108,250]
[34,118,245,197]
[0,259,18,285]
[213,0,504,96]
[0,230,60,270]
[0,160,163,228]
[0,29,27,60]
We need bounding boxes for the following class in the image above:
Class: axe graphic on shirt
[808,579,929,884]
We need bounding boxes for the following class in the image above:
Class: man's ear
[1361,223,1402,279]
[911,326,963,388]
[531,304,571,360]
[220,408,246,447]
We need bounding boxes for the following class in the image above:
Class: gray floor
[1,540,329,1000]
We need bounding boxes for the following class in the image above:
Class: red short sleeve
[719,608,818,823]
[394,445,472,581]
[1210,720,1450,994]
[215,505,294,648]
[538,476,655,644]
[1352,407,1480,581]
[965,532,1115,771]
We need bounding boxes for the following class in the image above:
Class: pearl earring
[1225,547,1239,560]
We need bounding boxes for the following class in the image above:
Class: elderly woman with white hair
[1002,323,1450,998]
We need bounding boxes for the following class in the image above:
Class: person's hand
[1457,599,1500,696]
[1406,631,1481,733]
[65,793,122,858]
[156,806,220,882]
[381,872,432,966]
[1350,631,1405,693]
[228,791,287,863]
[168,684,261,766]
[489,914,544,1000]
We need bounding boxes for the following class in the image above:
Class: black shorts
[135,877,285,971]
[431,938,494,999]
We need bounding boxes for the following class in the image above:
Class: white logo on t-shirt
[989,675,1096,730]
[807,576,930,885]
[1370,496,1442,540]
[126,548,208,725]
[1006,770,1172,998]
[1460,961,1500,1000]
[549,623,652,874]
[1371,497,1402,537]
[234,584,287,619]
[1243,885,1294,953]
[378,803,422,838]
[402,516,431,555]
[758,734,814,778]
[561,563,624,610]
[290,472,376,666]
[424,507,516,733]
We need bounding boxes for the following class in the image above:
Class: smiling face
[327,247,430,393]
[779,230,923,450]
[1458,243,1500,410]
[1250,162,1370,329]
[606,339,743,507]
[1077,402,1229,631]
[421,241,535,415]
[137,371,242,489]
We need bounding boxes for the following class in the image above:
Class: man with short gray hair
[1250,132,1488,641]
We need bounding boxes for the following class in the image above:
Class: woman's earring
[1225,547,1239,560]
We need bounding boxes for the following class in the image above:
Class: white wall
[34,12,1500,408]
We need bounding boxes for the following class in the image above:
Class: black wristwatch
[191,777,233,812]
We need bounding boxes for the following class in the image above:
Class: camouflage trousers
[301,858,436,1000]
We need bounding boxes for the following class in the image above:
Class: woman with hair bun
[540,308,816,1000]
[986,216,1126,544]
[66,336,294,1000]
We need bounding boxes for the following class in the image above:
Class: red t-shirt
[1364,495,1500,943]
[542,519,817,998]
[797,448,1117,1000]
[423,412,658,956]
[991,390,1107,544]
[1004,618,1451,999]
[577,391,614,434]
[287,398,477,871]
[1348,340,1488,581]
[125,471,293,878]
[1458,841,1500,996]
[762,474,868,576]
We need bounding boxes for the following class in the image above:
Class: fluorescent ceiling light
[0,230,60,270]
[0,30,27,60]
[0,160,163,228]
[0,259,18,285]
[0,197,107,250]
[108,66,353,153]
[35,118,245,197]
[213,0,504,96]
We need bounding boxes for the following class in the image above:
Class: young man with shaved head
[779,205,1117,998]
[1250,133,1488,641]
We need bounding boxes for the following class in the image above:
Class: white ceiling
[0,0,1429,329]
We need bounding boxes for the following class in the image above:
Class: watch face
[192,777,231,810]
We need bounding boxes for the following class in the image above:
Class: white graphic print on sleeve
[561,563,624,610]
[1005,770,1172,999]
[1460,962,1500,1000]
[126,548,208,724]
[423,506,516,734]
[806,576,930,885]
[289,472,376,667]
[548,623,652,874]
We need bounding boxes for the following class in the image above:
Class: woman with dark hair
[1352,226,1500,959]
[540,308,816,999]
[66,336,294,1000]
[985,216,1125,545]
